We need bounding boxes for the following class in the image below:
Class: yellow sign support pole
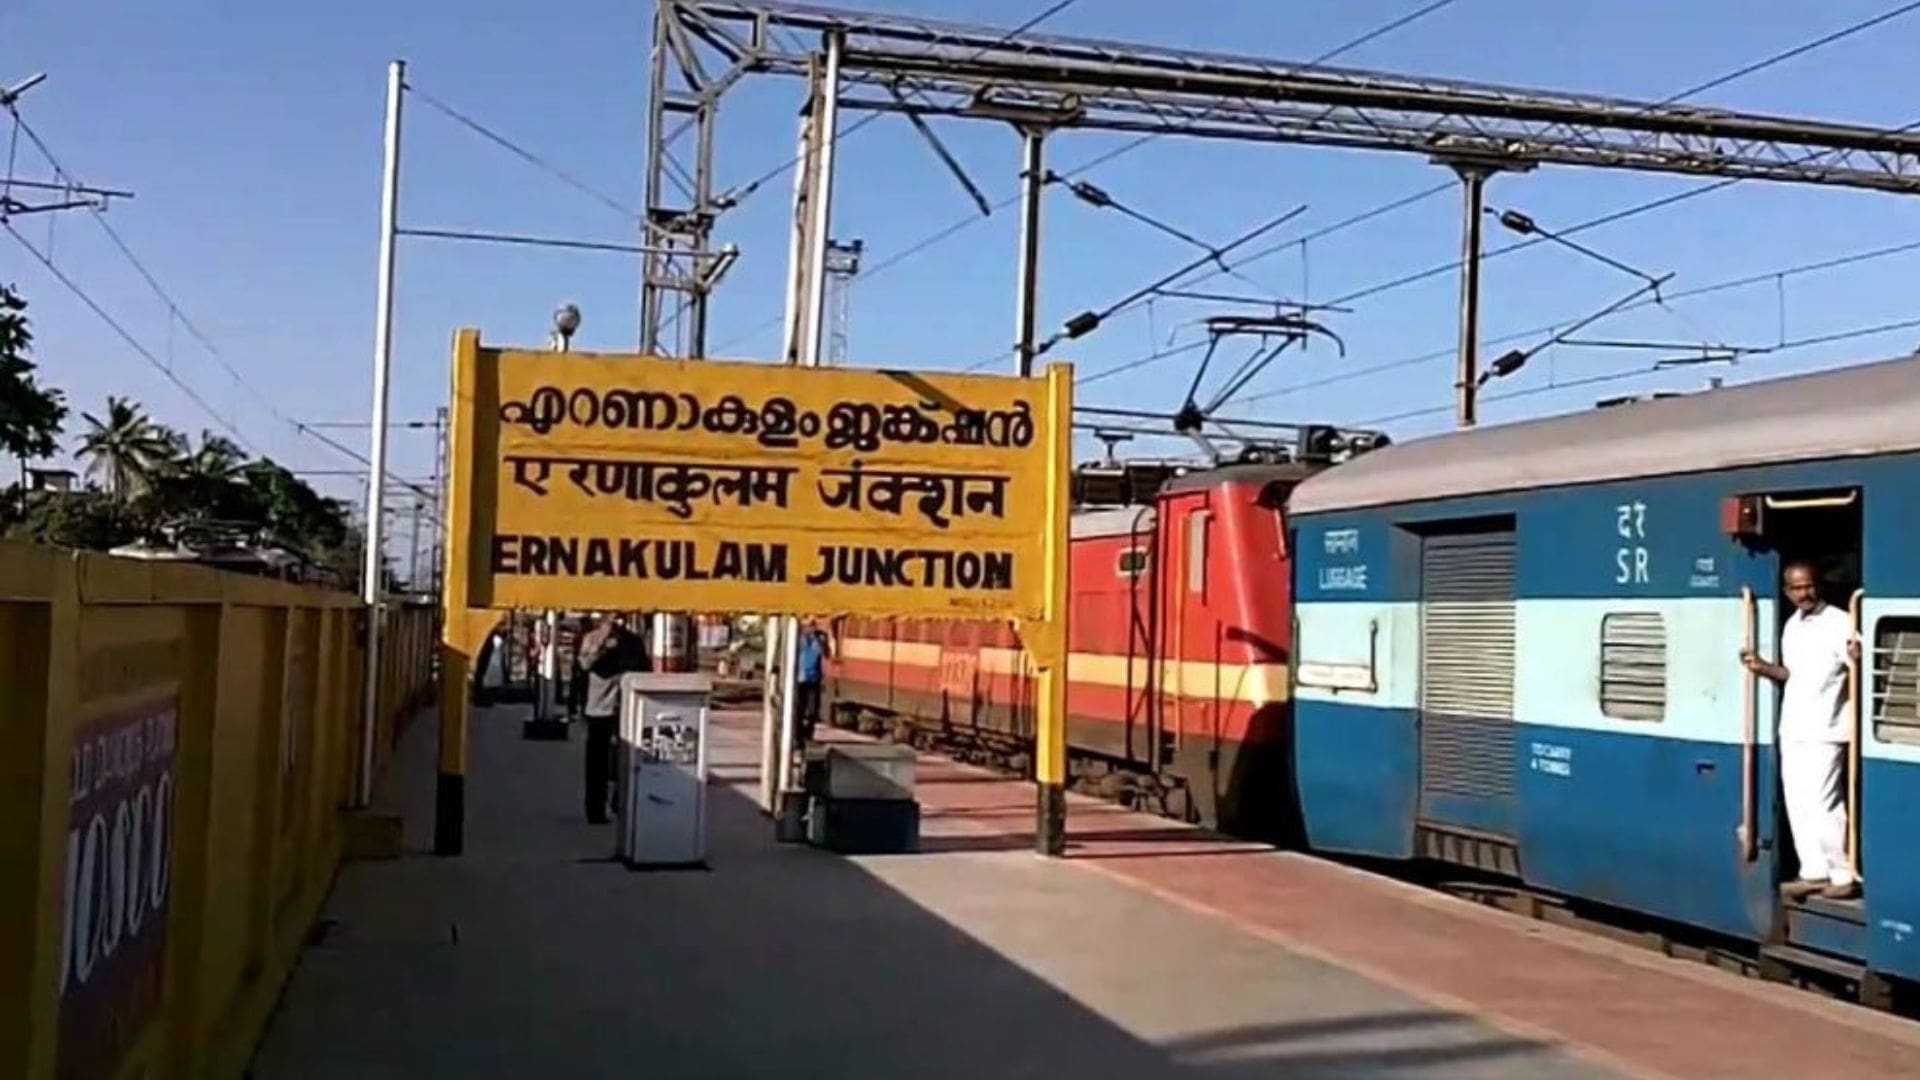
[1026,363,1073,856]
[435,329,500,856]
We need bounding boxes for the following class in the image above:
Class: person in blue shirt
[794,618,830,748]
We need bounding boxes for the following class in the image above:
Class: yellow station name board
[446,329,1071,621]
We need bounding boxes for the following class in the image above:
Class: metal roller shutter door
[1419,532,1517,810]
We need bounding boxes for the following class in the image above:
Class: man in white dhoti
[1741,561,1861,900]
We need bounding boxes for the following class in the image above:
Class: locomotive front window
[1186,510,1210,596]
[1256,480,1290,557]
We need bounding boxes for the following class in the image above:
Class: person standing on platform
[565,616,589,721]
[794,618,830,750]
[580,612,649,824]
[1742,560,1861,900]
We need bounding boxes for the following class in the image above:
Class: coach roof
[1289,351,1920,515]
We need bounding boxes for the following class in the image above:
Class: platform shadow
[914,827,1265,859]
[255,710,1572,1080]
[1164,1017,1560,1076]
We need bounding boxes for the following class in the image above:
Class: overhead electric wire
[1657,0,1920,104]
[3,103,437,509]
[1044,172,1274,296]
[1163,181,1455,299]
[290,421,445,513]
[710,0,1462,354]
[1309,1,1920,314]
[6,222,446,515]
[1224,233,1920,406]
[962,203,1309,372]
[1074,2,1920,396]
[1322,0,1465,54]
[1078,339,1214,388]
[4,221,251,449]
[7,107,249,381]
[1073,185,1473,390]
[1356,314,1920,426]
[961,179,1310,371]
[1073,181,1456,375]
[404,84,640,221]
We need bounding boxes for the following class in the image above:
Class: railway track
[829,701,1919,1021]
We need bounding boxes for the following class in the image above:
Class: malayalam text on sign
[449,332,1068,620]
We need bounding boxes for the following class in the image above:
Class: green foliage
[235,457,353,553]
[11,422,370,577]
[7,489,149,550]
[0,285,374,587]
[78,396,178,498]
[0,283,68,461]
[132,433,364,570]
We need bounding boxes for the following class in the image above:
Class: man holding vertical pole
[1741,560,1861,899]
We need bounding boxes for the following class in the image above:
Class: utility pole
[359,58,404,812]
[761,107,814,814]
[768,29,842,822]
[1438,156,1531,428]
[1453,164,1489,428]
[1014,127,1045,377]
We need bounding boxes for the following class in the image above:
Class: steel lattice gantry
[644,0,1920,857]
[642,0,1920,360]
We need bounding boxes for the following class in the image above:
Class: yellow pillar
[435,329,497,856]
[1028,362,1074,856]
[0,548,75,1080]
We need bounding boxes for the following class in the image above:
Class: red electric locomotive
[828,429,1384,837]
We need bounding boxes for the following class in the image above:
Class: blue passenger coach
[1287,353,1920,992]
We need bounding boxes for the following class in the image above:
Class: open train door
[1727,488,1868,955]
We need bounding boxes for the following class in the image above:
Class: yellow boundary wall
[0,540,437,1080]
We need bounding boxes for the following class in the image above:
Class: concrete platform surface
[896,732,1920,1080]
[251,707,1616,1079]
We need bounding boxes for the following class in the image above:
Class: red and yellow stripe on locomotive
[827,461,1314,837]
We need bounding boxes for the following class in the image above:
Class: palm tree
[142,430,252,543]
[77,397,175,499]
[177,432,244,484]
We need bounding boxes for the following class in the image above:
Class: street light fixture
[552,303,581,351]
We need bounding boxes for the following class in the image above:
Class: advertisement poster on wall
[57,698,179,1080]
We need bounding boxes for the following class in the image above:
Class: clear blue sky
[8,0,1920,534]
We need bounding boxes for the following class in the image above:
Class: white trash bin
[615,672,712,868]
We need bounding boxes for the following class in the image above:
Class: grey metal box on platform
[805,796,921,855]
[802,744,917,801]
[798,743,921,854]
[616,673,711,868]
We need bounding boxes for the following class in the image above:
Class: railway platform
[251,703,1920,1079]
